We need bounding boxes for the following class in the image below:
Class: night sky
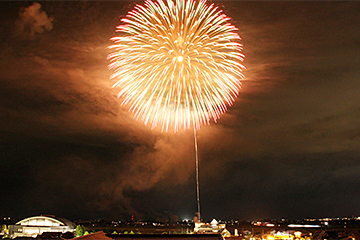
[1,1,360,222]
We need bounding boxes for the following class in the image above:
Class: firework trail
[108,0,245,133]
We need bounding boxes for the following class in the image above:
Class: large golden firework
[108,0,245,132]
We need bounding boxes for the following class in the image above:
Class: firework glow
[108,0,245,132]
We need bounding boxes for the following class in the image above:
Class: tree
[2,225,9,238]
[75,225,85,237]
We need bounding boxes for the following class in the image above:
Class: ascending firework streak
[108,0,244,220]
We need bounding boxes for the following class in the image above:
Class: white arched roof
[16,215,75,228]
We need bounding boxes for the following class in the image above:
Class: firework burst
[108,0,245,132]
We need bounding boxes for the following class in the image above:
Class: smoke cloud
[15,2,53,40]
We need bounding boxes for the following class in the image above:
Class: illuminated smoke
[15,2,53,40]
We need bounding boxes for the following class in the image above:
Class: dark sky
[1,1,360,222]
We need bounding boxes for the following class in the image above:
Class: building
[73,231,113,240]
[194,219,230,237]
[9,215,76,238]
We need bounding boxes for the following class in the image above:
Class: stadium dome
[9,215,76,238]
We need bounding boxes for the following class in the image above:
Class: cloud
[88,132,197,219]
[15,2,53,40]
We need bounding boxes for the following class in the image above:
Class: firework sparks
[108,0,245,132]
